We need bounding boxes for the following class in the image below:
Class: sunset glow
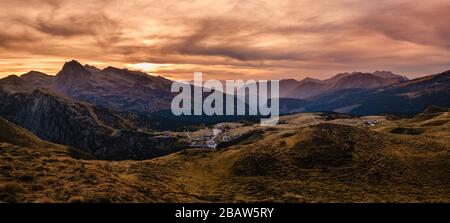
[0,0,449,80]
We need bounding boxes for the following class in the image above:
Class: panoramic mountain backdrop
[281,70,450,115]
[1,0,450,205]
[0,60,449,161]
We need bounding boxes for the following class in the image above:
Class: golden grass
[1,112,450,202]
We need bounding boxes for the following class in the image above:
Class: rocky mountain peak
[21,71,49,78]
[53,60,92,93]
[300,77,322,84]
[0,75,33,94]
[1,75,21,82]
[84,65,101,73]
[20,71,54,88]
[58,60,88,75]
[373,70,408,81]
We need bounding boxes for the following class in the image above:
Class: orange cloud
[0,0,449,79]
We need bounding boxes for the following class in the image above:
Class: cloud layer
[0,0,449,79]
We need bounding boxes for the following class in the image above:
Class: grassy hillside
[1,110,450,202]
[0,118,50,149]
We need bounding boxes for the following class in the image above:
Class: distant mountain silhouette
[300,70,450,115]
[281,71,408,99]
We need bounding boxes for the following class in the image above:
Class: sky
[0,0,449,80]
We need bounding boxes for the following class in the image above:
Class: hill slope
[1,111,449,202]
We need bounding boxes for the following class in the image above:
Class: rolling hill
[1,109,449,202]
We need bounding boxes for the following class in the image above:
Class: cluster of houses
[187,125,235,149]
[362,120,380,127]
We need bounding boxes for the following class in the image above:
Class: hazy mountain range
[2,60,448,116]
[283,70,450,115]
[279,71,408,99]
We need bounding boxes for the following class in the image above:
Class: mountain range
[279,71,408,99]
[2,60,448,117]
[4,60,173,113]
[0,60,449,159]
[271,70,450,116]
[0,63,189,160]
[294,70,450,115]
